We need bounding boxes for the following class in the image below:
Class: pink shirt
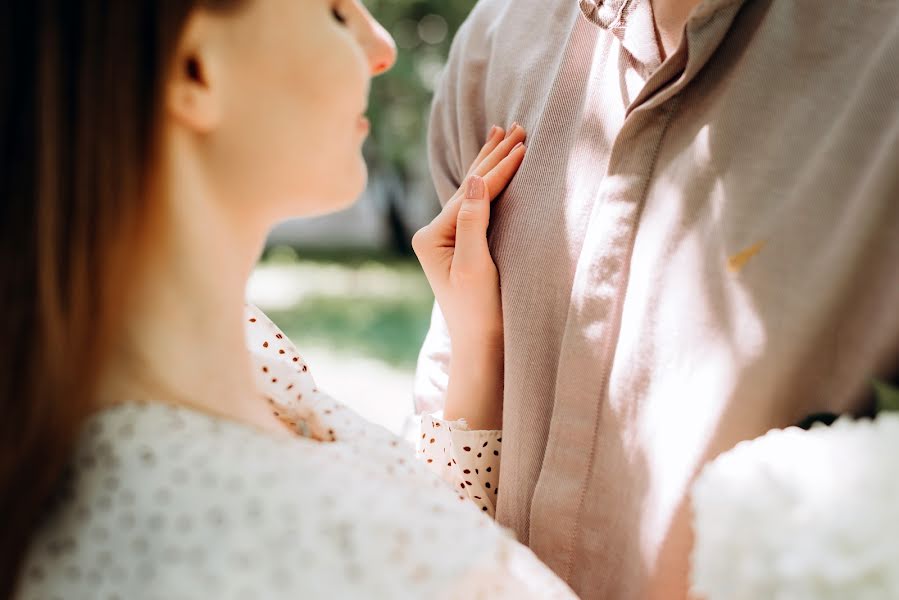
[415,0,899,597]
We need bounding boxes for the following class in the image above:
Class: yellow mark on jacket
[727,240,766,273]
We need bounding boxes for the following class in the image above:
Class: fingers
[483,141,526,201]
[417,122,527,258]
[427,132,526,236]
[453,175,492,272]
[423,191,465,240]
[466,126,506,177]
[471,124,527,191]
[460,123,527,197]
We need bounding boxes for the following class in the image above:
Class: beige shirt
[415,0,899,597]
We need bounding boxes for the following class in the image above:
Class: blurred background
[247,0,477,435]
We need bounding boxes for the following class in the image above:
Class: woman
[0,0,574,597]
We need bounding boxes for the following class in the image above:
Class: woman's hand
[412,124,527,429]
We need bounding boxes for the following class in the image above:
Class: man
[414,0,899,597]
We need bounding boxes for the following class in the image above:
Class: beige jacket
[415,0,899,597]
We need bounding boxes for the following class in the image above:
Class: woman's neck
[98,135,290,437]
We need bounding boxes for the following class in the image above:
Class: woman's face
[205,0,396,221]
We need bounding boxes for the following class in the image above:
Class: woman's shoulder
[17,402,509,599]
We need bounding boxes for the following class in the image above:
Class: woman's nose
[364,20,397,76]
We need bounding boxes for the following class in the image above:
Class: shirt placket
[527,0,747,581]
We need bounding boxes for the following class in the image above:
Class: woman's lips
[358,115,370,133]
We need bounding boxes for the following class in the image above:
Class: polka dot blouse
[15,306,575,599]
[418,416,502,518]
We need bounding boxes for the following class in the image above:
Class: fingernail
[488,125,499,138]
[509,121,520,133]
[466,175,486,199]
[513,141,524,151]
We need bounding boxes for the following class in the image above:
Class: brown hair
[0,0,242,593]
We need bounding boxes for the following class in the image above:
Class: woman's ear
[165,14,223,133]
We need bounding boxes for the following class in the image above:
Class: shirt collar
[579,0,662,73]
[578,0,629,30]
[577,0,748,76]
[578,0,747,30]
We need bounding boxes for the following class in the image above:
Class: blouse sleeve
[418,413,502,517]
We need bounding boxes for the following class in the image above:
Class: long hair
[0,0,241,594]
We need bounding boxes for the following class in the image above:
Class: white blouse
[15,306,572,599]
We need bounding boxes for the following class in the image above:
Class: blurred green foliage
[873,379,899,413]
[259,253,435,368]
[364,0,477,176]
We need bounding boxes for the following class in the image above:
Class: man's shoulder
[460,0,513,32]
[448,0,511,59]
[452,0,578,55]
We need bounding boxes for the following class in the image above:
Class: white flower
[691,414,899,600]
